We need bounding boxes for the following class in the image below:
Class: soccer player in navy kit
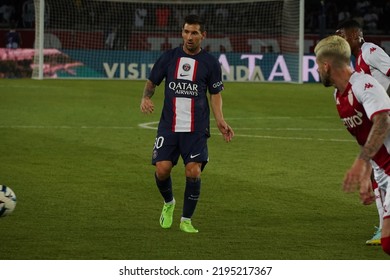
[314,35,390,256]
[140,15,234,233]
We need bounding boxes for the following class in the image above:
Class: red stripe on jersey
[191,98,195,131]
[356,52,371,75]
[386,68,390,77]
[172,98,177,131]
[191,60,198,81]
[337,81,352,97]
[174,58,181,79]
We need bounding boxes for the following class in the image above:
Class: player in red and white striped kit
[336,20,390,95]
[336,20,390,245]
[314,35,390,256]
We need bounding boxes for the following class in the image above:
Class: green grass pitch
[0,79,387,259]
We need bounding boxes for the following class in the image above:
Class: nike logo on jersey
[190,153,201,159]
[180,73,189,77]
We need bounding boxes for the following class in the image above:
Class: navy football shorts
[151,130,209,170]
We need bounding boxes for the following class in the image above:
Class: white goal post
[32,0,304,83]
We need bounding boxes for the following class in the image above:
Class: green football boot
[159,201,175,229]
[180,220,199,233]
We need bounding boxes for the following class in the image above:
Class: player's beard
[184,41,200,54]
[185,43,194,52]
[320,69,332,87]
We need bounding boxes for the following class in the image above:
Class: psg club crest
[182,63,191,72]
[176,57,196,81]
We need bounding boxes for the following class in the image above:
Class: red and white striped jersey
[335,71,390,173]
[355,42,390,91]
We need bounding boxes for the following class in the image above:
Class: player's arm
[344,157,374,204]
[209,93,234,142]
[360,111,390,161]
[344,111,390,194]
[140,79,156,114]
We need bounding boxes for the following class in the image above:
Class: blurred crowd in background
[1,0,389,78]
[306,0,390,34]
[1,0,389,47]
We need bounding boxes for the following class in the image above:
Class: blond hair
[314,35,351,67]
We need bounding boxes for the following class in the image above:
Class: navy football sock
[182,177,201,219]
[155,173,173,203]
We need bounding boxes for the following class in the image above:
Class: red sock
[381,236,390,255]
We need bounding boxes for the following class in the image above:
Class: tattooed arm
[140,80,157,114]
[343,111,390,203]
[359,112,390,161]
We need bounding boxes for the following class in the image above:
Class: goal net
[32,0,304,82]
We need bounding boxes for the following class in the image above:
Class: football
[0,185,17,217]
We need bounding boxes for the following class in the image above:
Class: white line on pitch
[137,121,351,142]
[227,127,343,131]
[1,124,342,132]
[234,134,354,142]
[137,121,343,132]
[224,116,336,120]
[0,125,135,129]
[138,121,159,130]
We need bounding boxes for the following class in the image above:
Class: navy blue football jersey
[149,47,223,134]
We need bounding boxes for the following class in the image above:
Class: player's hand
[140,97,154,114]
[217,121,234,142]
[223,125,234,142]
[359,178,375,205]
[343,158,368,192]
[343,158,375,204]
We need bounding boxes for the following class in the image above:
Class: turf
[0,79,387,259]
